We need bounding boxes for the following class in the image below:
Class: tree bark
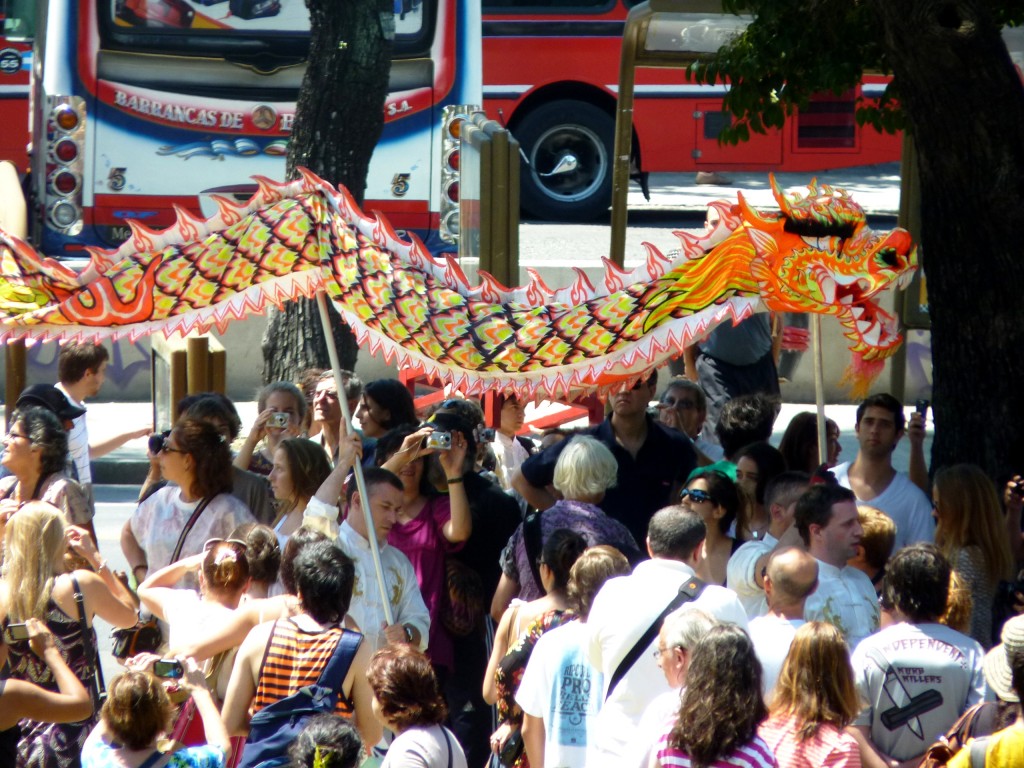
[867,0,1024,479]
[261,0,395,383]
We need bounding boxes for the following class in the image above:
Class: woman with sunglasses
[679,469,742,586]
[138,539,252,704]
[121,416,255,588]
[0,406,93,542]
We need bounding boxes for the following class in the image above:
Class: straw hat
[983,615,1024,702]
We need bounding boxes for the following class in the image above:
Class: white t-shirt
[851,622,986,761]
[586,559,748,767]
[747,614,804,697]
[130,487,255,584]
[831,462,935,550]
[516,621,603,768]
[55,383,90,485]
[382,724,467,768]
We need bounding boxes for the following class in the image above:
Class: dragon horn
[769,173,794,217]
[736,191,774,227]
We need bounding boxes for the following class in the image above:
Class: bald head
[765,547,819,610]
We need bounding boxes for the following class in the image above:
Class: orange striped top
[250,619,356,718]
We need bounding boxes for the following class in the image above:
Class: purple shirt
[499,499,642,601]
[387,495,463,670]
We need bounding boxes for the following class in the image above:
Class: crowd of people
[1,340,1023,768]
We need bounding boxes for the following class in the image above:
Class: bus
[481,0,903,221]
[1,0,480,258]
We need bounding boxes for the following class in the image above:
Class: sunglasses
[203,538,248,552]
[679,488,713,504]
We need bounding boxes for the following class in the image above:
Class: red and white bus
[481,0,902,221]
[0,0,480,258]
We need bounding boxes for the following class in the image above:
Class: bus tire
[515,100,614,222]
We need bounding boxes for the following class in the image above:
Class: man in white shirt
[305,459,430,655]
[747,547,817,696]
[851,544,986,764]
[55,341,149,500]
[727,471,810,617]
[795,483,880,647]
[831,393,934,550]
[585,505,748,767]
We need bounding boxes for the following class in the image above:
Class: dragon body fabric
[0,169,915,399]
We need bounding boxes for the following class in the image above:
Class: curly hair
[552,435,618,500]
[288,714,364,768]
[366,645,447,730]
[172,416,233,499]
[101,670,173,750]
[881,544,951,623]
[768,622,861,740]
[669,624,766,766]
[13,406,68,478]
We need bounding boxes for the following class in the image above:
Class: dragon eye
[877,248,899,268]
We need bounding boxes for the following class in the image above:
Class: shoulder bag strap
[170,495,214,565]
[315,629,363,707]
[523,512,545,595]
[969,736,989,768]
[442,726,453,768]
[605,576,706,701]
[70,575,106,703]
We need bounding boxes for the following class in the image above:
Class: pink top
[655,731,778,768]
[758,714,861,768]
[387,495,462,670]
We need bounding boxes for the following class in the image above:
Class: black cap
[16,384,86,421]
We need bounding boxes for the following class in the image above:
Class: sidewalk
[86,397,930,485]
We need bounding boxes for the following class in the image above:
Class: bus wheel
[515,100,614,222]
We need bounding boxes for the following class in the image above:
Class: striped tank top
[250,619,357,718]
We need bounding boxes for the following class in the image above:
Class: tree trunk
[867,0,1024,479]
[261,0,395,383]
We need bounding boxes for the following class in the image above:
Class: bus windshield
[2,0,35,39]
[100,0,431,58]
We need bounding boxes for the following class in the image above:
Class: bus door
[692,100,781,168]
[0,0,33,171]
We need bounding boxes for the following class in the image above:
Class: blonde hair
[1,502,66,622]
[857,506,896,571]
[769,622,862,740]
[939,569,973,634]
[553,436,618,500]
[933,464,1014,587]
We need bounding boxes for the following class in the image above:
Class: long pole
[316,292,394,625]
[812,315,827,465]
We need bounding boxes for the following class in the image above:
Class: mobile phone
[5,622,30,642]
[424,431,452,450]
[915,399,930,418]
[267,412,290,429]
[152,659,184,679]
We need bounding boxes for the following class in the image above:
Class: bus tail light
[440,104,481,245]
[41,96,86,236]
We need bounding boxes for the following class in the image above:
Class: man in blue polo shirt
[512,369,697,546]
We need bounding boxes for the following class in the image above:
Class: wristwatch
[403,624,414,643]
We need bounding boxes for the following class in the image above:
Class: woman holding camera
[376,424,470,674]
[0,502,139,766]
[81,656,231,768]
[234,382,307,477]
[122,417,255,587]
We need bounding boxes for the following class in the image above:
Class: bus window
[3,0,35,39]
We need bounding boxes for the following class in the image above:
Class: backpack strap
[605,576,706,701]
[314,629,362,707]
[523,512,544,595]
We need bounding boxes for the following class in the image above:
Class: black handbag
[498,729,524,767]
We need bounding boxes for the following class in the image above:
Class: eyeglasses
[651,644,682,660]
[159,442,185,455]
[662,397,697,410]
[679,488,713,504]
